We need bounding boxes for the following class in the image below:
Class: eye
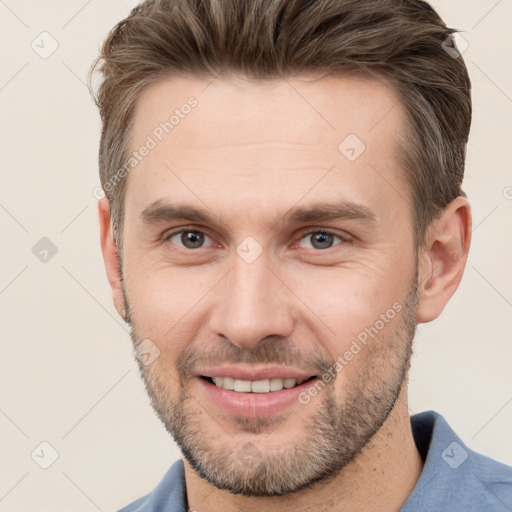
[167,230,213,249]
[298,230,345,250]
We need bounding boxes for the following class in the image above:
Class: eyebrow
[141,202,212,224]
[140,199,377,228]
[282,202,376,224]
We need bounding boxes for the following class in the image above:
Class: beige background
[0,0,511,510]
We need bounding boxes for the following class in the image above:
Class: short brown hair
[89,0,471,252]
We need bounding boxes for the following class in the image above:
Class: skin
[99,74,471,511]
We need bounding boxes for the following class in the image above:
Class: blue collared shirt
[119,410,512,511]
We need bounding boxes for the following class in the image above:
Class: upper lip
[198,365,316,381]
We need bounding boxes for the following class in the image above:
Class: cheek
[287,261,411,346]
[127,256,203,313]
[124,261,217,351]
[327,308,410,405]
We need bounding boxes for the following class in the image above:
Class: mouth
[196,365,322,417]
[200,375,318,393]
[197,369,321,418]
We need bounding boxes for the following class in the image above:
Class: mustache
[175,338,334,380]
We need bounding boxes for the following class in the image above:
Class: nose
[209,254,295,349]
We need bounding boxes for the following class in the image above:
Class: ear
[416,196,472,324]
[98,198,127,321]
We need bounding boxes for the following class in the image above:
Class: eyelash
[296,229,346,249]
[164,227,348,250]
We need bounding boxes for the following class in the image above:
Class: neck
[184,386,423,512]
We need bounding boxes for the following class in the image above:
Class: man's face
[119,74,419,496]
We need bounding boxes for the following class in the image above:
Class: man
[90,0,512,510]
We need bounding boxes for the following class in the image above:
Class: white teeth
[283,378,296,388]
[223,377,234,390]
[233,379,252,392]
[251,380,270,393]
[209,377,309,393]
[269,378,284,391]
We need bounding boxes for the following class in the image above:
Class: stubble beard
[124,278,418,497]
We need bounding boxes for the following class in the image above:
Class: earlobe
[416,196,472,324]
[98,198,126,320]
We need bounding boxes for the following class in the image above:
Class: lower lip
[198,377,316,418]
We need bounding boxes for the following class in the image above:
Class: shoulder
[403,410,512,511]
[117,459,188,512]
[467,442,512,508]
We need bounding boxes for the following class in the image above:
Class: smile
[202,376,317,393]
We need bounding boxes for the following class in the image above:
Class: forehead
[124,74,408,226]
